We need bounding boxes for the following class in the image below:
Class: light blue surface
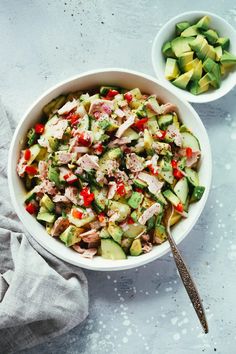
[0,1,236,353]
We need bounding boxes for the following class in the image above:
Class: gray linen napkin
[0,102,88,354]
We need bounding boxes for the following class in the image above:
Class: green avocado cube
[162,41,175,58]
[107,222,123,244]
[204,29,218,44]
[178,51,194,71]
[172,69,194,89]
[220,51,236,66]
[130,239,142,256]
[128,192,144,209]
[175,21,191,35]
[181,25,199,37]
[171,37,194,57]
[195,16,210,30]
[216,37,230,50]
[40,194,55,212]
[165,58,180,80]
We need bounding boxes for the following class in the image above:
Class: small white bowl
[152,11,236,103]
[8,68,212,271]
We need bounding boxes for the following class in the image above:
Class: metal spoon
[165,205,208,333]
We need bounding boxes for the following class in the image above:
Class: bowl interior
[152,11,236,103]
[8,69,212,270]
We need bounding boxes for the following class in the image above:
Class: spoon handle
[167,231,208,333]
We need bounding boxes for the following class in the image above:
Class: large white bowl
[8,68,212,271]
[152,11,236,103]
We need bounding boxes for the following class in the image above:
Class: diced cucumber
[100,86,120,96]
[92,187,107,212]
[69,211,95,227]
[77,114,90,131]
[27,128,36,146]
[108,222,123,244]
[25,189,36,203]
[108,200,131,222]
[101,239,126,260]
[26,144,41,165]
[37,211,56,223]
[190,185,205,202]
[181,132,200,151]
[163,189,180,207]
[147,116,159,135]
[43,95,66,117]
[133,179,147,189]
[185,167,199,187]
[159,159,174,184]
[144,129,154,155]
[48,166,61,188]
[99,227,110,239]
[122,127,139,140]
[145,95,161,116]
[147,215,156,232]
[173,177,189,204]
[158,114,173,130]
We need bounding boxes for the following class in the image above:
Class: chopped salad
[17,86,205,260]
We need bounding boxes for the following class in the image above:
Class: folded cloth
[0,101,88,354]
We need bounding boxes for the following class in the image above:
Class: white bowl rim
[152,10,236,103]
[8,68,212,271]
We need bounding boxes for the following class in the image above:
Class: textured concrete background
[1,1,236,353]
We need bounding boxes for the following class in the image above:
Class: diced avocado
[69,211,95,227]
[154,224,167,243]
[129,88,142,99]
[123,224,146,239]
[205,45,216,61]
[163,189,180,207]
[106,119,119,133]
[181,132,200,151]
[121,238,133,254]
[99,227,110,239]
[158,114,173,130]
[190,81,209,95]
[175,21,191,35]
[48,165,61,188]
[37,210,56,223]
[220,51,236,66]
[172,69,194,89]
[178,51,194,70]
[173,177,189,204]
[170,211,182,226]
[92,187,107,212]
[192,60,203,81]
[159,159,174,184]
[35,147,47,162]
[147,116,159,135]
[108,200,131,222]
[189,35,205,52]
[203,57,215,72]
[181,25,199,37]
[130,239,142,256]
[40,194,55,212]
[204,29,218,44]
[108,222,123,244]
[25,189,36,203]
[185,167,199,187]
[198,72,214,88]
[165,58,180,80]
[100,86,120,96]
[133,179,147,189]
[183,57,200,72]
[216,37,230,50]
[60,225,82,247]
[26,144,41,165]
[48,137,59,151]
[130,209,140,223]
[220,64,226,75]
[128,192,144,209]
[122,127,139,140]
[162,41,175,58]
[144,129,154,155]
[171,36,194,57]
[43,95,66,117]
[190,185,205,202]
[195,16,210,30]
[196,39,209,60]
[101,239,126,260]
[214,46,223,61]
